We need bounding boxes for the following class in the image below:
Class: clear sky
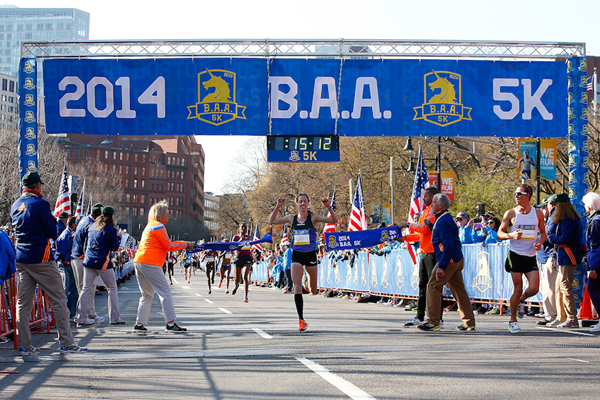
[7,0,598,194]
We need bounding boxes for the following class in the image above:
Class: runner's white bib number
[294,229,310,245]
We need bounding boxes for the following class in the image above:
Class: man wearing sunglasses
[497,184,547,334]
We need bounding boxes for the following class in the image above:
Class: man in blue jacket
[10,171,87,355]
[56,216,78,319]
[71,203,103,323]
[418,193,476,332]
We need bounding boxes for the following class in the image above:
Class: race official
[418,193,476,332]
[10,172,87,355]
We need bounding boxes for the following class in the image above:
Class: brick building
[60,134,205,223]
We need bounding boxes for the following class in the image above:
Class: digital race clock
[266,135,340,163]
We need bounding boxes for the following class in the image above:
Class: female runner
[202,249,218,294]
[218,239,233,294]
[268,194,337,331]
[232,223,254,303]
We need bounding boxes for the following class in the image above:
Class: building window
[126,194,131,203]
[178,197,184,206]
[141,167,146,176]
[85,149,89,158]
[125,165,129,174]
[120,152,123,161]
[142,154,146,163]
[133,194,138,203]
[134,166,138,175]
[168,197,173,206]
[8,81,14,92]
[133,179,138,189]
[160,169,164,178]
[140,207,145,216]
[181,171,185,180]
[119,165,123,174]
[125,207,130,215]
[124,179,129,188]
[181,158,185,167]
[104,150,109,159]
[177,158,181,166]
[112,165,116,173]
[141,194,146,203]
[75,149,80,158]
[133,207,138,216]
[151,183,155,191]
[150,169,155,178]
[125,153,130,161]
[134,154,138,162]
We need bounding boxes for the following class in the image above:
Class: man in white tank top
[497,184,547,334]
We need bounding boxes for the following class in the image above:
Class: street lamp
[404,137,414,152]
[407,158,416,172]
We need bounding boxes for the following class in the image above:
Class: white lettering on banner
[87,77,114,118]
[58,76,166,119]
[269,76,298,118]
[59,76,85,117]
[521,79,553,120]
[269,76,385,120]
[540,147,555,166]
[310,77,337,119]
[493,78,553,121]
[351,77,382,119]
[493,79,519,120]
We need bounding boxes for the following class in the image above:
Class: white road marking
[195,293,203,297]
[172,278,179,284]
[252,328,272,339]
[296,357,375,400]
[537,327,594,337]
[181,286,191,290]
[204,299,214,304]
[568,358,590,363]
[218,308,233,315]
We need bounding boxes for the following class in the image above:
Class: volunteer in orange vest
[399,186,441,327]
[132,200,195,333]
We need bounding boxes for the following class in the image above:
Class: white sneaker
[508,321,521,334]
[589,323,600,333]
[546,319,561,327]
[404,317,423,327]
[557,320,578,328]
[92,316,104,323]
[76,318,95,326]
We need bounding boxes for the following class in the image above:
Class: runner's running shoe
[60,344,88,354]
[517,302,525,319]
[20,346,39,356]
[165,322,187,332]
[508,321,521,334]
[299,320,308,332]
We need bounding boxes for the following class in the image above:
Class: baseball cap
[58,212,69,220]
[22,171,43,186]
[550,193,570,204]
[102,206,114,215]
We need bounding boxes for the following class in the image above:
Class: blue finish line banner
[324,226,400,251]
[42,58,567,137]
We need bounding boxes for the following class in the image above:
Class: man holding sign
[497,184,547,334]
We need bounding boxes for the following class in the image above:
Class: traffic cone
[579,284,598,327]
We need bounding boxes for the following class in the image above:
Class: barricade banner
[18,58,38,180]
[43,58,567,138]
[318,243,545,302]
[252,261,268,283]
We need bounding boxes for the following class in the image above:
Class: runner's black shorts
[292,250,318,267]
[206,262,215,271]
[234,255,253,268]
[505,250,539,274]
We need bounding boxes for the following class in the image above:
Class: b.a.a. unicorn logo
[289,150,300,162]
[380,230,389,242]
[27,161,36,172]
[26,144,36,156]
[328,234,338,249]
[23,60,35,74]
[25,127,36,140]
[23,77,35,90]
[414,70,472,127]
[24,111,36,123]
[187,69,246,126]
[24,94,35,107]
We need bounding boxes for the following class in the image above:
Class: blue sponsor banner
[19,58,38,179]
[567,57,589,225]
[270,59,567,137]
[43,58,268,135]
[325,226,400,252]
[42,58,566,137]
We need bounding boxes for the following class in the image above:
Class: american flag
[126,239,136,259]
[251,222,263,251]
[588,75,594,92]
[53,164,71,218]
[86,195,93,216]
[408,146,430,224]
[75,179,85,217]
[323,190,337,236]
[349,173,367,232]
[281,224,289,244]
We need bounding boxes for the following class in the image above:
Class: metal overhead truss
[21,39,585,60]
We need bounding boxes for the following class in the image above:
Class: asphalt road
[1,267,599,400]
